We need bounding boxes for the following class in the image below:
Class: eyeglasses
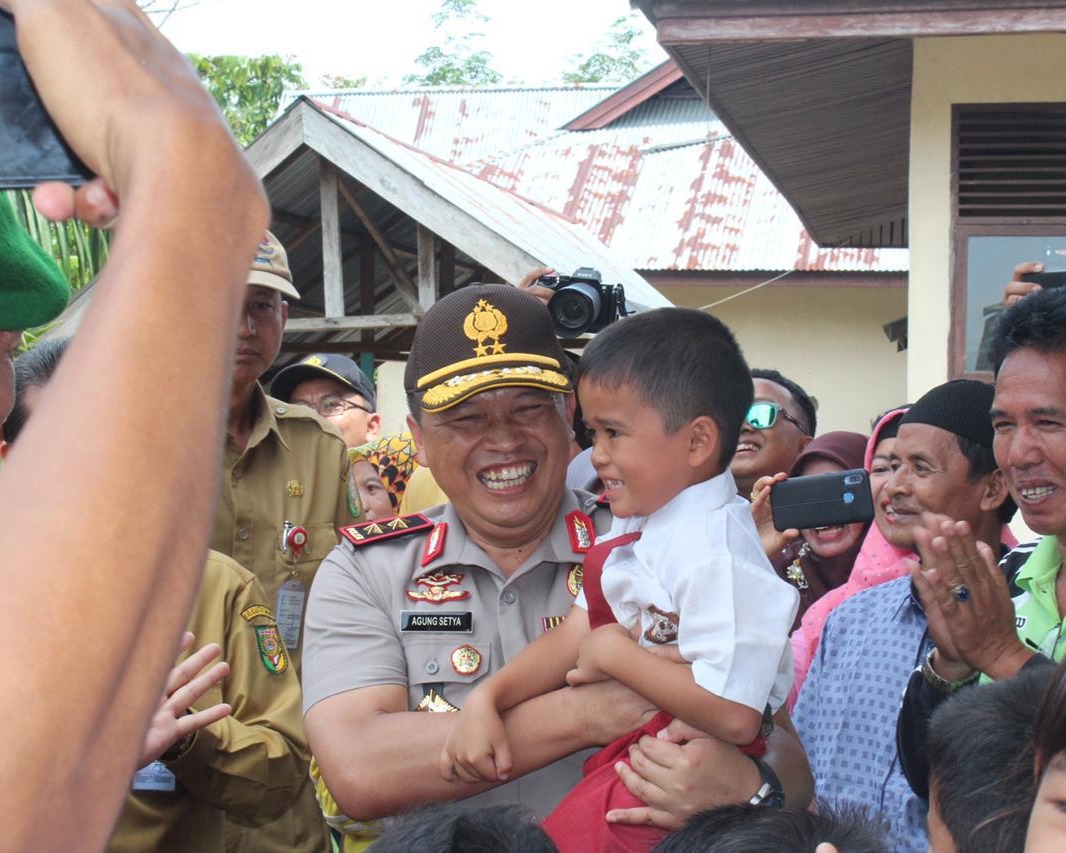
[745,401,808,435]
[303,397,373,419]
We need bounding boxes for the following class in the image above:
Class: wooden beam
[657,10,1066,41]
[319,160,346,318]
[284,313,420,333]
[416,224,438,312]
[336,179,420,311]
[360,233,376,351]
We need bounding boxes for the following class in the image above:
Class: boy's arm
[569,625,762,745]
[440,605,590,782]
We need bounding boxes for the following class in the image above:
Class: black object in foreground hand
[0,12,92,189]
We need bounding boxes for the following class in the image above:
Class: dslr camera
[536,267,628,339]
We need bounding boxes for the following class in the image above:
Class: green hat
[0,194,70,330]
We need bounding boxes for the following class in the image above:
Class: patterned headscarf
[347,432,418,511]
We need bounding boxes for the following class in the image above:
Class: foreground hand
[608,719,760,830]
[1003,261,1044,307]
[911,513,1030,680]
[566,623,629,687]
[138,633,230,766]
[440,696,512,784]
[516,266,556,307]
[750,472,799,556]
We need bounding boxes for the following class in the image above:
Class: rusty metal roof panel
[281,86,615,166]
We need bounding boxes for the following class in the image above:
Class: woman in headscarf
[765,431,870,631]
[347,432,419,521]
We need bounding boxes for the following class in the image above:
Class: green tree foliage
[321,73,368,90]
[190,54,308,146]
[563,13,652,85]
[404,0,502,87]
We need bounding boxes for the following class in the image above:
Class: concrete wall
[909,33,1066,397]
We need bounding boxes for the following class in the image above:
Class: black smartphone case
[770,468,874,532]
[0,12,91,189]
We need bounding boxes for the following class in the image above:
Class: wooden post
[319,160,345,318]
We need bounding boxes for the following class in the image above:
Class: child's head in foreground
[577,307,751,517]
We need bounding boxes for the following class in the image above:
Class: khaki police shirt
[302,489,610,820]
[210,383,353,675]
[108,552,309,853]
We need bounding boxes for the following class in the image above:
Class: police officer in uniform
[212,232,354,852]
[303,285,810,845]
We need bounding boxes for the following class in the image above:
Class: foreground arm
[307,677,657,821]
[0,2,268,849]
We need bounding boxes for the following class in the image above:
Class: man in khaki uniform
[211,232,354,852]
[109,552,309,852]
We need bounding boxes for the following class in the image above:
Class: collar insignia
[406,569,470,603]
[421,522,448,566]
[286,479,304,497]
[566,510,595,553]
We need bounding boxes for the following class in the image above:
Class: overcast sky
[159,0,666,87]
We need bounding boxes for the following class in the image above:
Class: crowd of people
[4,2,1066,852]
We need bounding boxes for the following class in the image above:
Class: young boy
[441,307,799,851]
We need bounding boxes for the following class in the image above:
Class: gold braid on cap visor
[420,363,571,411]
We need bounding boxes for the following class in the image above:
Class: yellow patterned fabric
[309,758,378,852]
[347,432,418,512]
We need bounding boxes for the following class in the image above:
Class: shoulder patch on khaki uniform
[254,624,290,675]
[340,513,433,547]
[241,604,275,622]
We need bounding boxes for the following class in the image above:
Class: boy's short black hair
[750,368,817,437]
[927,667,1052,853]
[652,800,888,853]
[989,286,1066,375]
[577,307,752,471]
[372,802,556,853]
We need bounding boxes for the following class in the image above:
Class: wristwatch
[921,649,979,694]
[747,757,785,808]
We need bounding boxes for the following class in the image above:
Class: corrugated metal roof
[295,81,908,273]
[280,86,614,167]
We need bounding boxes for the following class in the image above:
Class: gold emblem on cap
[304,355,324,367]
[286,479,304,497]
[463,299,508,358]
[450,644,482,675]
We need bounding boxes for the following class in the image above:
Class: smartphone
[0,11,91,189]
[771,468,874,532]
[1020,271,1066,289]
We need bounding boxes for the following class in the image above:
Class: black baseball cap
[270,353,377,410]
[404,284,572,413]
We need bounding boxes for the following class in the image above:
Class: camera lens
[842,492,855,505]
[844,473,864,486]
[549,283,601,339]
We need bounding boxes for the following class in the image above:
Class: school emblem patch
[254,624,289,675]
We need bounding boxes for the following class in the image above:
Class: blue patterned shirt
[794,576,932,852]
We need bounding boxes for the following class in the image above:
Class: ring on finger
[951,583,971,603]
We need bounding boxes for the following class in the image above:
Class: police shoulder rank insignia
[406,569,470,603]
[421,522,447,566]
[566,510,595,553]
[340,513,433,547]
[417,688,459,713]
[566,563,583,597]
[450,644,482,675]
[254,624,290,675]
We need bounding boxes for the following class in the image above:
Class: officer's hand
[440,693,513,784]
[138,633,231,767]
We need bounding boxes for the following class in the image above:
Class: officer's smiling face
[409,387,574,555]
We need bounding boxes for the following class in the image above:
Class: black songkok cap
[899,379,995,449]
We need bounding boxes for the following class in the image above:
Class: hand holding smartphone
[770,468,874,533]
